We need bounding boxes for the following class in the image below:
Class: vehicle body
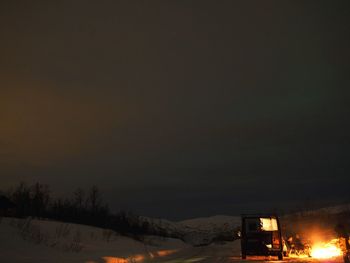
[241,214,284,260]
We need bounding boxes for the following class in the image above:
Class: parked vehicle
[241,214,284,260]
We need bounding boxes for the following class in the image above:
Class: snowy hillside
[0,214,242,263]
[137,215,240,246]
[180,215,240,231]
[178,215,241,245]
[0,217,188,263]
[138,203,350,246]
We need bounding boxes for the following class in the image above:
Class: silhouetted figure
[335,223,350,263]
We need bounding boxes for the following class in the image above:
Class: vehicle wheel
[278,252,283,260]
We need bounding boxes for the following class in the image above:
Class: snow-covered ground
[137,215,240,246]
[1,204,348,263]
[0,214,242,262]
[178,215,241,246]
[180,215,241,230]
[0,217,188,263]
[1,216,344,263]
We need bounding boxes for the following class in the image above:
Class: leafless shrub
[47,224,71,248]
[8,218,84,253]
[102,229,115,242]
[12,218,48,244]
[55,223,71,239]
[17,218,34,238]
[64,230,83,252]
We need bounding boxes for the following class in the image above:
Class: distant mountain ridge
[139,203,350,245]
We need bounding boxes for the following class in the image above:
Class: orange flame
[155,249,177,257]
[102,257,128,263]
[102,249,177,263]
[311,239,343,259]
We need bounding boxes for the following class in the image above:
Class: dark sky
[1,1,350,220]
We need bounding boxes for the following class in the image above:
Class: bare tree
[31,183,50,218]
[87,185,101,213]
[73,188,85,210]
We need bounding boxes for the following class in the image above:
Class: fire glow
[102,249,178,263]
[311,239,343,259]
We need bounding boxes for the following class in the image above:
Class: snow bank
[180,215,240,231]
[137,215,241,246]
[0,217,187,263]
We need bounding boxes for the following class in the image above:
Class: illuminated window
[260,218,278,231]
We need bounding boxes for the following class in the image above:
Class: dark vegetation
[1,182,169,240]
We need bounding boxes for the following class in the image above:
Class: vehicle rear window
[245,217,278,232]
[260,218,278,231]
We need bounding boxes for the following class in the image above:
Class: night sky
[1,1,350,220]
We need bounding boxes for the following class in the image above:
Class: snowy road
[141,241,343,263]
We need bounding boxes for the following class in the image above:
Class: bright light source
[311,239,342,259]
